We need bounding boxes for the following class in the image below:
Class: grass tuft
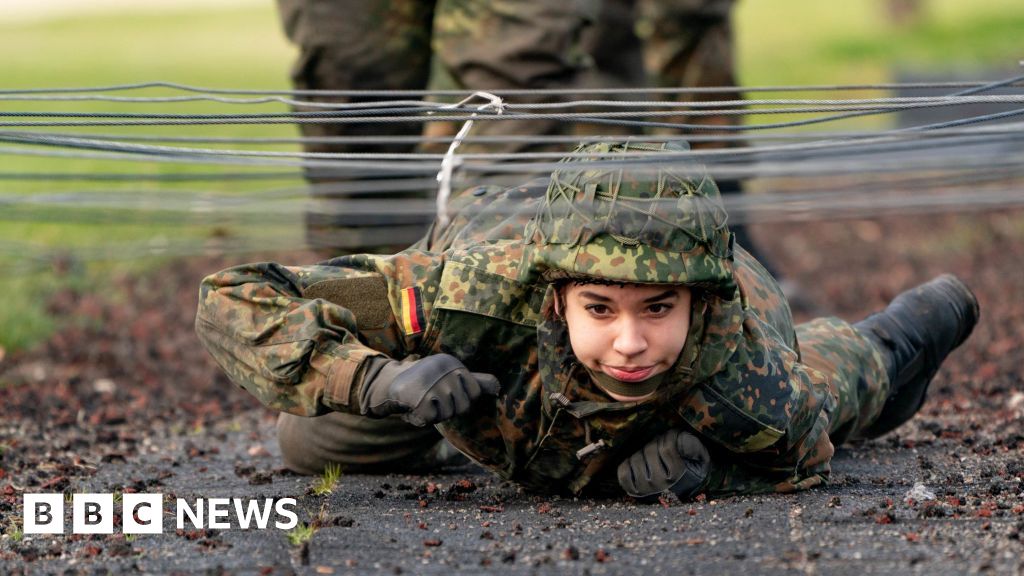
[287,522,316,547]
[5,519,23,543]
[310,463,343,496]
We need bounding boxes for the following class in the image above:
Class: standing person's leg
[633,0,785,278]
[580,0,645,91]
[275,0,438,252]
[636,0,737,137]
[574,0,645,138]
[432,0,598,161]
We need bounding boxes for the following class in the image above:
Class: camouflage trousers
[579,0,741,143]
[276,0,600,248]
[276,0,599,158]
[276,0,737,144]
[275,0,742,251]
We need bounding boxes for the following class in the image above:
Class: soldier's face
[561,283,691,396]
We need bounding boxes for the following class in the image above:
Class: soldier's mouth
[602,365,656,382]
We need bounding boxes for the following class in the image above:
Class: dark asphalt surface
[5,409,1021,576]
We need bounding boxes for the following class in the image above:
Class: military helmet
[524,140,735,294]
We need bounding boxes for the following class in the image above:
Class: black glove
[359,354,500,427]
[617,429,711,501]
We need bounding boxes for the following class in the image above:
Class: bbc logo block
[24,493,164,535]
[23,493,297,534]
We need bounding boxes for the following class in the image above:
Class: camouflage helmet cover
[523,140,736,296]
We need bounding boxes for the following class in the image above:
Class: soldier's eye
[647,303,672,315]
[584,304,611,316]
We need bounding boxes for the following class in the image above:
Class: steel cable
[2,75,1023,268]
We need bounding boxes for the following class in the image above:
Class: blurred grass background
[0,0,1022,352]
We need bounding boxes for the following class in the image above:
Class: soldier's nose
[612,319,648,357]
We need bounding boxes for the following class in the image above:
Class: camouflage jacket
[196,147,836,498]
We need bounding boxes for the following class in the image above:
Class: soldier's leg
[796,275,979,443]
[277,411,461,475]
[735,242,890,444]
[853,275,979,438]
[275,0,438,252]
[574,0,645,138]
[432,0,597,159]
[795,318,891,445]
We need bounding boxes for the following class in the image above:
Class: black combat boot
[856,274,979,438]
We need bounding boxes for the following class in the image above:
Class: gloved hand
[359,354,500,427]
[617,429,711,501]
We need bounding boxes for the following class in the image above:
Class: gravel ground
[1,210,1023,574]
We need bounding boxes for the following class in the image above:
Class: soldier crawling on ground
[195,141,978,501]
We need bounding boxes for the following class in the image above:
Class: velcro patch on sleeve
[399,286,426,335]
[304,275,390,330]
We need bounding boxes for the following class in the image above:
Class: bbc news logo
[23,494,298,534]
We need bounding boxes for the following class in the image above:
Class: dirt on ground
[0,211,1022,575]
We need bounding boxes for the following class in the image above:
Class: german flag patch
[399,286,426,335]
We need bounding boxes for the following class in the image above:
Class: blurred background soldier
[275,0,597,251]
[579,0,769,271]
[275,0,774,278]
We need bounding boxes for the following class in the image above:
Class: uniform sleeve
[195,254,439,417]
[682,313,840,497]
[701,410,836,498]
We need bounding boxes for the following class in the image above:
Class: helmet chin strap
[582,365,665,400]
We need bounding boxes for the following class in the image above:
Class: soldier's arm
[700,410,835,497]
[691,334,839,497]
[195,254,439,417]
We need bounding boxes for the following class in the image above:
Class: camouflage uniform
[277,0,597,154]
[276,0,755,253]
[276,0,597,248]
[578,0,786,278]
[196,142,889,497]
[581,0,740,142]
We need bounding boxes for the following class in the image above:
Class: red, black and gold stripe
[400,286,426,335]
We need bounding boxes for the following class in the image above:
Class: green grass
[0,4,305,352]
[737,0,1024,87]
[0,6,292,88]
[286,522,316,547]
[1,1,1023,351]
[310,463,343,496]
[4,519,23,543]
[824,11,1024,68]
[1,280,57,353]
[735,0,1024,130]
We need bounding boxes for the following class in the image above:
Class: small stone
[904,483,936,504]
[93,378,116,394]
[247,445,271,458]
